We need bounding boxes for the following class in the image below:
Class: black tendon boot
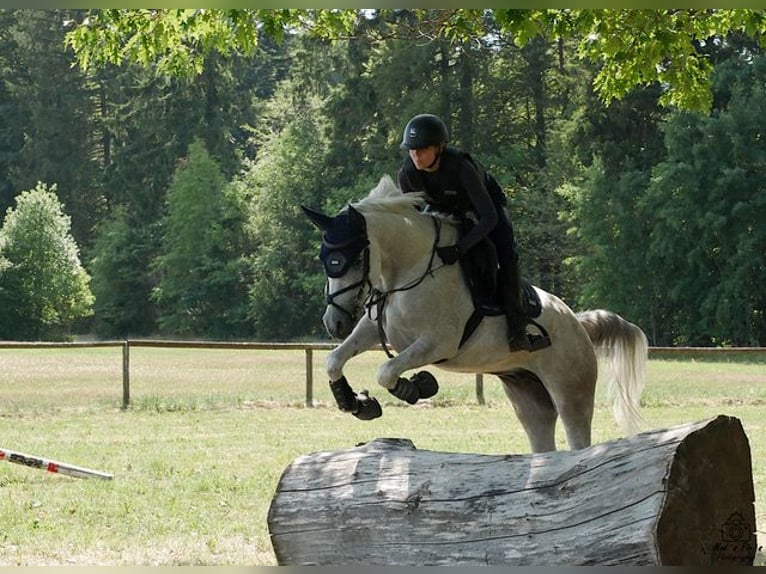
[501,262,550,352]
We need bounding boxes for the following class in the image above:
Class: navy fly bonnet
[318,207,369,278]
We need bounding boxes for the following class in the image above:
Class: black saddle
[459,237,542,317]
[456,237,543,348]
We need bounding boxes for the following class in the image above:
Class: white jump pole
[0,446,113,480]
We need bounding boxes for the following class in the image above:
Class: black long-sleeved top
[398,146,497,255]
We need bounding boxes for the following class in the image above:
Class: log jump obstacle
[268,415,757,566]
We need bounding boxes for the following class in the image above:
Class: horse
[301,175,648,453]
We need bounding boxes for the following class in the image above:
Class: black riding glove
[436,244,461,265]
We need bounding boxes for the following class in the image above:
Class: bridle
[324,245,371,323]
[323,215,444,356]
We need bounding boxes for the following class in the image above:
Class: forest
[0,9,764,346]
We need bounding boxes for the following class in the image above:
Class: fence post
[122,340,130,410]
[475,373,485,405]
[305,348,314,408]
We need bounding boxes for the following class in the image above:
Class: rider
[397,113,549,352]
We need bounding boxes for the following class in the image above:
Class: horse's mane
[352,175,427,217]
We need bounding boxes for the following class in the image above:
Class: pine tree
[6,10,104,247]
[152,140,251,337]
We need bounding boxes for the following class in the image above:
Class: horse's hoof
[353,390,382,420]
[411,371,439,399]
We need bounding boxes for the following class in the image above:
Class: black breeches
[489,211,524,314]
[488,209,519,269]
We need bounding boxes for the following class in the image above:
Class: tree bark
[268,415,757,566]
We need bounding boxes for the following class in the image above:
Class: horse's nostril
[333,320,354,340]
[325,319,346,340]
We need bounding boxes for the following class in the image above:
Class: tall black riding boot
[499,265,531,351]
[500,262,550,352]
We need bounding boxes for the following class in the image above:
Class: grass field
[0,346,764,565]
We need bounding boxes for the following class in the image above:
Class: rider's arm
[455,160,497,254]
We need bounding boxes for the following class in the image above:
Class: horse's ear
[347,204,365,230]
[301,205,333,231]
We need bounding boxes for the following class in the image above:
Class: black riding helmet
[400,114,449,150]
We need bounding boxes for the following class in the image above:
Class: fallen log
[268,415,757,566]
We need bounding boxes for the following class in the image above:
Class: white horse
[302,175,648,452]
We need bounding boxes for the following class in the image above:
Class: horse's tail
[576,309,648,435]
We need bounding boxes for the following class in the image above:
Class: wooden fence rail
[0,340,763,409]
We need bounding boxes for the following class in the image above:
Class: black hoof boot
[411,371,439,399]
[354,390,382,420]
[389,372,439,404]
[389,377,420,404]
[330,377,358,412]
[330,378,382,420]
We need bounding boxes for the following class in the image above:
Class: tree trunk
[268,415,756,566]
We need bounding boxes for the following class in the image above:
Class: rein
[365,216,443,358]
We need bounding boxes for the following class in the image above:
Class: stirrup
[509,332,550,352]
[508,319,551,352]
[529,333,552,351]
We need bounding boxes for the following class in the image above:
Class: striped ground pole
[0,447,113,480]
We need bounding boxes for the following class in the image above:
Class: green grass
[0,347,764,565]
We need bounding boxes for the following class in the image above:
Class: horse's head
[302,204,370,339]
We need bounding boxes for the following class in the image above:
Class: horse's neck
[366,211,439,288]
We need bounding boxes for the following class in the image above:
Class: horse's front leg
[376,337,449,405]
[326,315,383,420]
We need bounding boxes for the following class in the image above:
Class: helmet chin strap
[424,146,442,171]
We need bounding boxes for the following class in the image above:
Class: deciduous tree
[66,9,766,113]
[0,183,94,340]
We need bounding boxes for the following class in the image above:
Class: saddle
[456,237,543,348]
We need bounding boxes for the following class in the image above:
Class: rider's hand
[436,244,461,265]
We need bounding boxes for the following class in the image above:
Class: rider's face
[409,145,440,172]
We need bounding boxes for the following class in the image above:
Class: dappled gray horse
[302,175,648,452]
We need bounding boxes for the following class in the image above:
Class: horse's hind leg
[541,350,597,450]
[549,384,594,451]
[498,371,558,453]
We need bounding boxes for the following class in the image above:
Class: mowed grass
[0,346,764,565]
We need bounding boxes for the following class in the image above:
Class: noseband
[324,246,371,322]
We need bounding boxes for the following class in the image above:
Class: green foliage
[65,9,357,78]
[239,91,332,340]
[66,9,766,114]
[495,9,766,112]
[88,207,158,338]
[642,63,766,345]
[561,163,661,337]
[1,7,765,347]
[3,9,105,247]
[87,55,256,338]
[0,183,94,340]
[152,140,252,338]
[566,50,766,346]
[0,12,25,222]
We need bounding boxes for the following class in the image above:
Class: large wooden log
[268,415,757,566]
